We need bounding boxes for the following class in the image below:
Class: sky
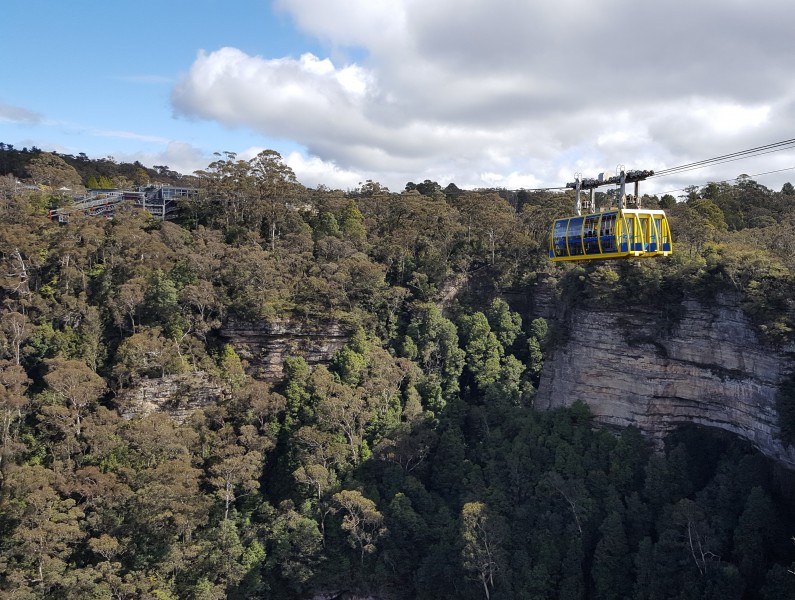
[2,0,795,196]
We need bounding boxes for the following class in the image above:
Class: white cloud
[273,0,407,49]
[171,0,795,193]
[479,171,544,190]
[234,145,363,189]
[116,141,209,178]
[0,103,43,124]
[691,101,771,135]
[172,48,380,146]
[284,151,363,190]
[92,129,171,144]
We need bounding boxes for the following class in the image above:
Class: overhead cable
[654,165,795,196]
[650,138,795,178]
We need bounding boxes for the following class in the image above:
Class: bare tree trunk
[10,248,30,296]
[224,478,232,522]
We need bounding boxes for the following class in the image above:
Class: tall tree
[0,359,30,477]
[5,465,85,593]
[0,311,30,365]
[332,489,386,563]
[267,501,324,593]
[404,303,465,402]
[459,312,502,389]
[249,149,299,250]
[43,357,105,438]
[460,501,506,600]
[206,423,264,522]
[193,151,252,228]
[313,366,370,466]
[486,298,522,350]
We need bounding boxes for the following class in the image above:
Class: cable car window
[553,220,569,257]
[640,218,648,250]
[624,218,634,251]
[584,215,600,254]
[600,213,616,253]
[648,216,658,250]
[600,214,616,235]
[568,217,584,256]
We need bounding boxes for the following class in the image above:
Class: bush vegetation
[0,145,794,598]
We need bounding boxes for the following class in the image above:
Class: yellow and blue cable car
[549,208,672,261]
[549,168,672,262]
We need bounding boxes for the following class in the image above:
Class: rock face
[310,592,382,600]
[115,318,350,423]
[536,293,795,469]
[117,372,227,423]
[221,318,351,381]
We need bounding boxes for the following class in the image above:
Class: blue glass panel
[553,219,569,257]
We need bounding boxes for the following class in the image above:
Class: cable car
[549,168,672,262]
[550,208,672,261]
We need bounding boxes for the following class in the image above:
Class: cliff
[221,318,351,381]
[113,318,350,423]
[116,372,227,423]
[536,292,795,468]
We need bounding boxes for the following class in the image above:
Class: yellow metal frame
[549,209,672,262]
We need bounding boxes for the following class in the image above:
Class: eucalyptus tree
[249,149,300,250]
[332,489,386,564]
[43,357,105,438]
[0,359,29,477]
[193,151,253,229]
[460,501,506,600]
[452,192,517,267]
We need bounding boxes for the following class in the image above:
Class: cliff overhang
[536,293,795,468]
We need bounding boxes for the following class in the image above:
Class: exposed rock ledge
[310,592,382,600]
[116,372,227,423]
[221,318,351,382]
[536,293,795,469]
[114,318,350,422]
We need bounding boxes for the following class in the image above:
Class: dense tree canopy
[0,146,794,598]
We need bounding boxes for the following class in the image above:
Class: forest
[1,145,795,599]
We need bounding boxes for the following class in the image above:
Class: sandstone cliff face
[310,592,382,600]
[536,293,795,468]
[221,318,351,382]
[117,372,227,423]
[115,318,349,422]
